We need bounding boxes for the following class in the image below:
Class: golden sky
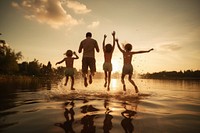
[0,0,200,73]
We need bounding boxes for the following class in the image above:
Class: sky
[0,0,200,73]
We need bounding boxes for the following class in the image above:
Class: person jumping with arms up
[102,31,116,91]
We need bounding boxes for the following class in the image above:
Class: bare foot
[104,82,107,87]
[71,88,75,90]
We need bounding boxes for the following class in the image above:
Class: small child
[56,50,79,90]
[116,39,153,93]
[102,31,116,91]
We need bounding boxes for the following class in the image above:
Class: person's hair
[66,50,73,57]
[105,44,113,53]
[124,43,132,51]
[86,32,92,37]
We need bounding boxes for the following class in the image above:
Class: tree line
[0,43,69,77]
[141,70,200,79]
[1,41,200,79]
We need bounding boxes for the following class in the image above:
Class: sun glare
[111,78,121,91]
[112,60,121,73]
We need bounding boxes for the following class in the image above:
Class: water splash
[43,79,152,102]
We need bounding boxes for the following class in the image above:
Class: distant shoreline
[0,74,200,81]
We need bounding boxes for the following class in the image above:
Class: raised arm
[73,51,79,59]
[115,39,124,53]
[112,31,116,52]
[132,48,154,54]
[102,34,107,52]
[55,58,65,65]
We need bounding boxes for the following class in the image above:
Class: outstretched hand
[149,48,154,52]
[104,34,107,38]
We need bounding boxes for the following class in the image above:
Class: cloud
[11,2,20,9]
[87,21,100,29]
[66,0,91,14]
[11,0,90,29]
[160,43,182,51]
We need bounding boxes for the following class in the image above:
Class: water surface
[0,78,200,133]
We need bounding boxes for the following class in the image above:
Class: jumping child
[56,50,79,90]
[102,31,116,91]
[116,39,153,93]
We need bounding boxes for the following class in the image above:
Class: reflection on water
[55,101,75,133]
[0,79,200,133]
[103,99,113,133]
[54,98,139,133]
[121,101,137,133]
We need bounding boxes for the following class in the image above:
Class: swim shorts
[122,64,133,75]
[82,57,96,74]
[103,62,112,72]
[65,68,74,76]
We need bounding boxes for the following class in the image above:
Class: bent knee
[128,77,132,81]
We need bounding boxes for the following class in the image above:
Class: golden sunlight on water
[1,78,200,133]
[110,79,118,90]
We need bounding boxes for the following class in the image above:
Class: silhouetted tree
[0,44,22,74]
[28,59,41,76]
[18,61,29,75]
[40,61,53,76]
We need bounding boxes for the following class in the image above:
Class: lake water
[0,78,200,133]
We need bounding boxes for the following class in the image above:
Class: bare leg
[121,74,126,91]
[83,73,88,87]
[70,76,75,90]
[89,71,95,84]
[128,74,139,93]
[107,71,111,91]
[89,74,92,84]
[104,71,107,87]
[65,76,69,86]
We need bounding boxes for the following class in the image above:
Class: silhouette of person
[78,32,100,87]
[56,50,79,90]
[103,99,113,133]
[55,101,75,133]
[116,39,153,92]
[102,31,116,91]
[121,102,137,133]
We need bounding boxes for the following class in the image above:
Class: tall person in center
[116,39,153,93]
[78,32,100,87]
[102,31,116,91]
